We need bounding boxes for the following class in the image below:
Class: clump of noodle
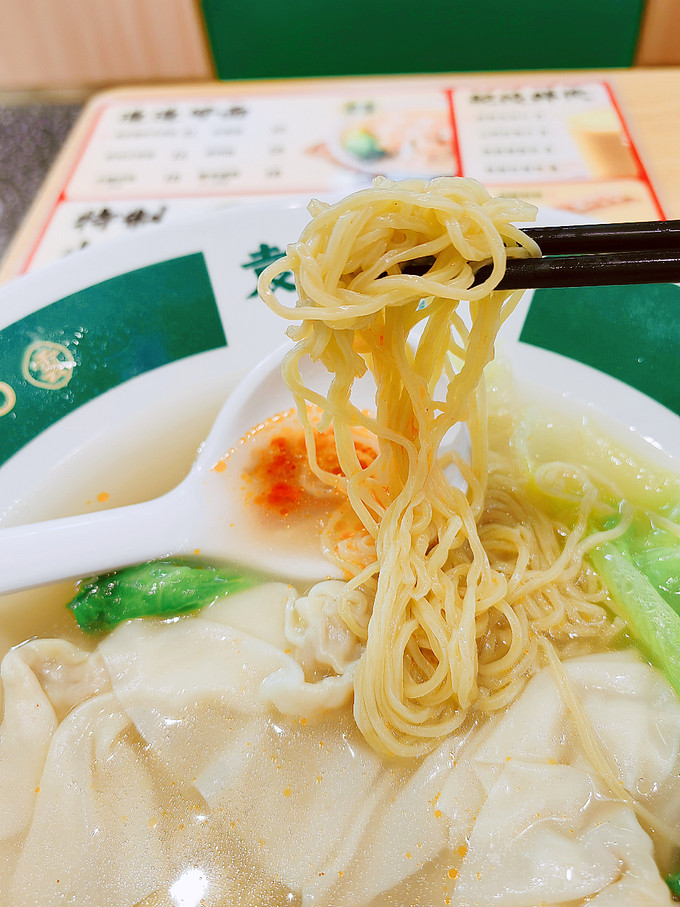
[259,177,617,758]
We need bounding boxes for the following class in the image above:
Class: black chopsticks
[403,220,680,289]
[476,250,680,289]
[522,219,680,254]
[484,219,680,289]
[486,221,680,290]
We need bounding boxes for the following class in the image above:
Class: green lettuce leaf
[666,871,680,897]
[589,539,680,697]
[68,560,258,633]
[628,525,680,611]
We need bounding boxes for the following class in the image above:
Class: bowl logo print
[21,340,76,390]
[0,383,16,417]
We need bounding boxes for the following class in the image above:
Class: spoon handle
[0,490,188,595]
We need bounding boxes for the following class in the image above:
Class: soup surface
[0,376,679,906]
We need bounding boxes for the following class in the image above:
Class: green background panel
[0,253,226,466]
[200,0,646,81]
[520,283,680,417]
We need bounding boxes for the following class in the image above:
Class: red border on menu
[7,77,667,280]
[444,89,463,177]
[603,82,665,218]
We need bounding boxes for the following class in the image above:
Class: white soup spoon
[0,345,470,593]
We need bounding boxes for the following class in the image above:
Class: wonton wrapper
[0,583,677,905]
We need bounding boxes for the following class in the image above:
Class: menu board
[1,78,663,281]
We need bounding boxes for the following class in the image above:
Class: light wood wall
[0,0,213,90]
[0,0,678,90]
[636,0,680,65]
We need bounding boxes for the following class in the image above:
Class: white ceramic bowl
[0,200,678,655]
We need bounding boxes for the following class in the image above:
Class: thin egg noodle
[258,177,622,759]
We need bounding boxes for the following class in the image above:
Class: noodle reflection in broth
[259,177,618,758]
